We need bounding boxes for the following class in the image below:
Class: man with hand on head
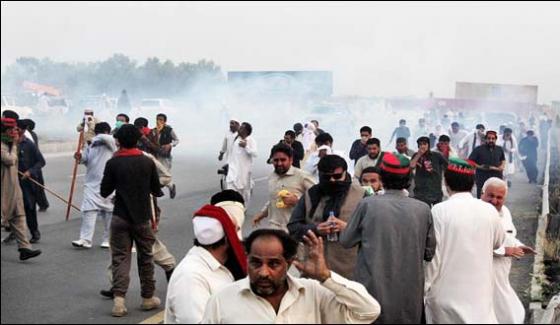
[202,229,380,324]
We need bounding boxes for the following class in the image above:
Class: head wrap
[193,205,247,278]
[193,217,225,245]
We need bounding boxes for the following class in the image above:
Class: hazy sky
[2,1,559,102]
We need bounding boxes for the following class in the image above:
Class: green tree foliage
[1,54,224,100]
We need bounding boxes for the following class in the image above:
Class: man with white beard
[481,177,535,324]
[226,122,257,206]
[424,157,505,324]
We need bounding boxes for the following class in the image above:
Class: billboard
[455,82,538,104]
[227,71,333,98]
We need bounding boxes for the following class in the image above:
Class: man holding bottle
[287,154,364,279]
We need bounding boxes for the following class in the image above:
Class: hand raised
[293,230,331,282]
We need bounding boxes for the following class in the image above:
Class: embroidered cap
[447,157,476,175]
[380,152,411,175]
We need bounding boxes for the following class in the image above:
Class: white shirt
[354,154,382,179]
[24,130,35,144]
[304,148,353,182]
[449,129,469,151]
[458,131,485,158]
[499,136,519,175]
[220,131,238,164]
[201,272,380,324]
[165,246,235,324]
[226,136,257,190]
[425,192,505,324]
[80,134,116,211]
[493,206,525,324]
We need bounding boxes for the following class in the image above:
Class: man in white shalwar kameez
[425,157,505,324]
[218,118,240,164]
[499,128,519,188]
[481,177,535,324]
[226,122,257,206]
[72,122,116,248]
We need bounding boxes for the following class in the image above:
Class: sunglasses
[320,172,345,181]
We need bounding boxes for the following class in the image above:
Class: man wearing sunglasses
[288,155,365,280]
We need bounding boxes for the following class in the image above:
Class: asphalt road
[1,152,273,324]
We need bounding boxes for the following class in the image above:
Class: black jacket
[18,137,45,179]
[101,154,163,224]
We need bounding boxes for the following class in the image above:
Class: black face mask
[318,175,351,194]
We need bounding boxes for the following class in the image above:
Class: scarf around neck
[114,148,143,157]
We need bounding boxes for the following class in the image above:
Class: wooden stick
[66,127,84,221]
[150,194,158,231]
[18,171,81,212]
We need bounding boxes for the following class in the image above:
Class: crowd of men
[1,106,553,323]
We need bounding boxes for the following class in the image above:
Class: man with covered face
[201,228,380,323]
[253,144,315,231]
[469,130,506,198]
[410,136,448,207]
[288,154,365,279]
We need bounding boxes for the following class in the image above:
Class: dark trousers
[523,158,539,183]
[415,196,442,207]
[476,179,484,199]
[36,170,49,209]
[20,179,39,236]
[110,215,156,298]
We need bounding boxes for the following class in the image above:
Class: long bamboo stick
[18,171,81,212]
[66,127,84,221]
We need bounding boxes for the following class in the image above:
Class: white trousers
[79,209,112,244]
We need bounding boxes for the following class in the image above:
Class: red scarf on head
[114,148,143,157]
[193,205,247,277]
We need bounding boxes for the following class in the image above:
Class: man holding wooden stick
[17,119,46,243]
[72,122,116,249]
[1,116,42,260]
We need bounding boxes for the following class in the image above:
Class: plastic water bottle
[327,211,338,242]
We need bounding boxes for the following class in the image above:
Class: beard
[250,275,286,297]
[275,166,289,175]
